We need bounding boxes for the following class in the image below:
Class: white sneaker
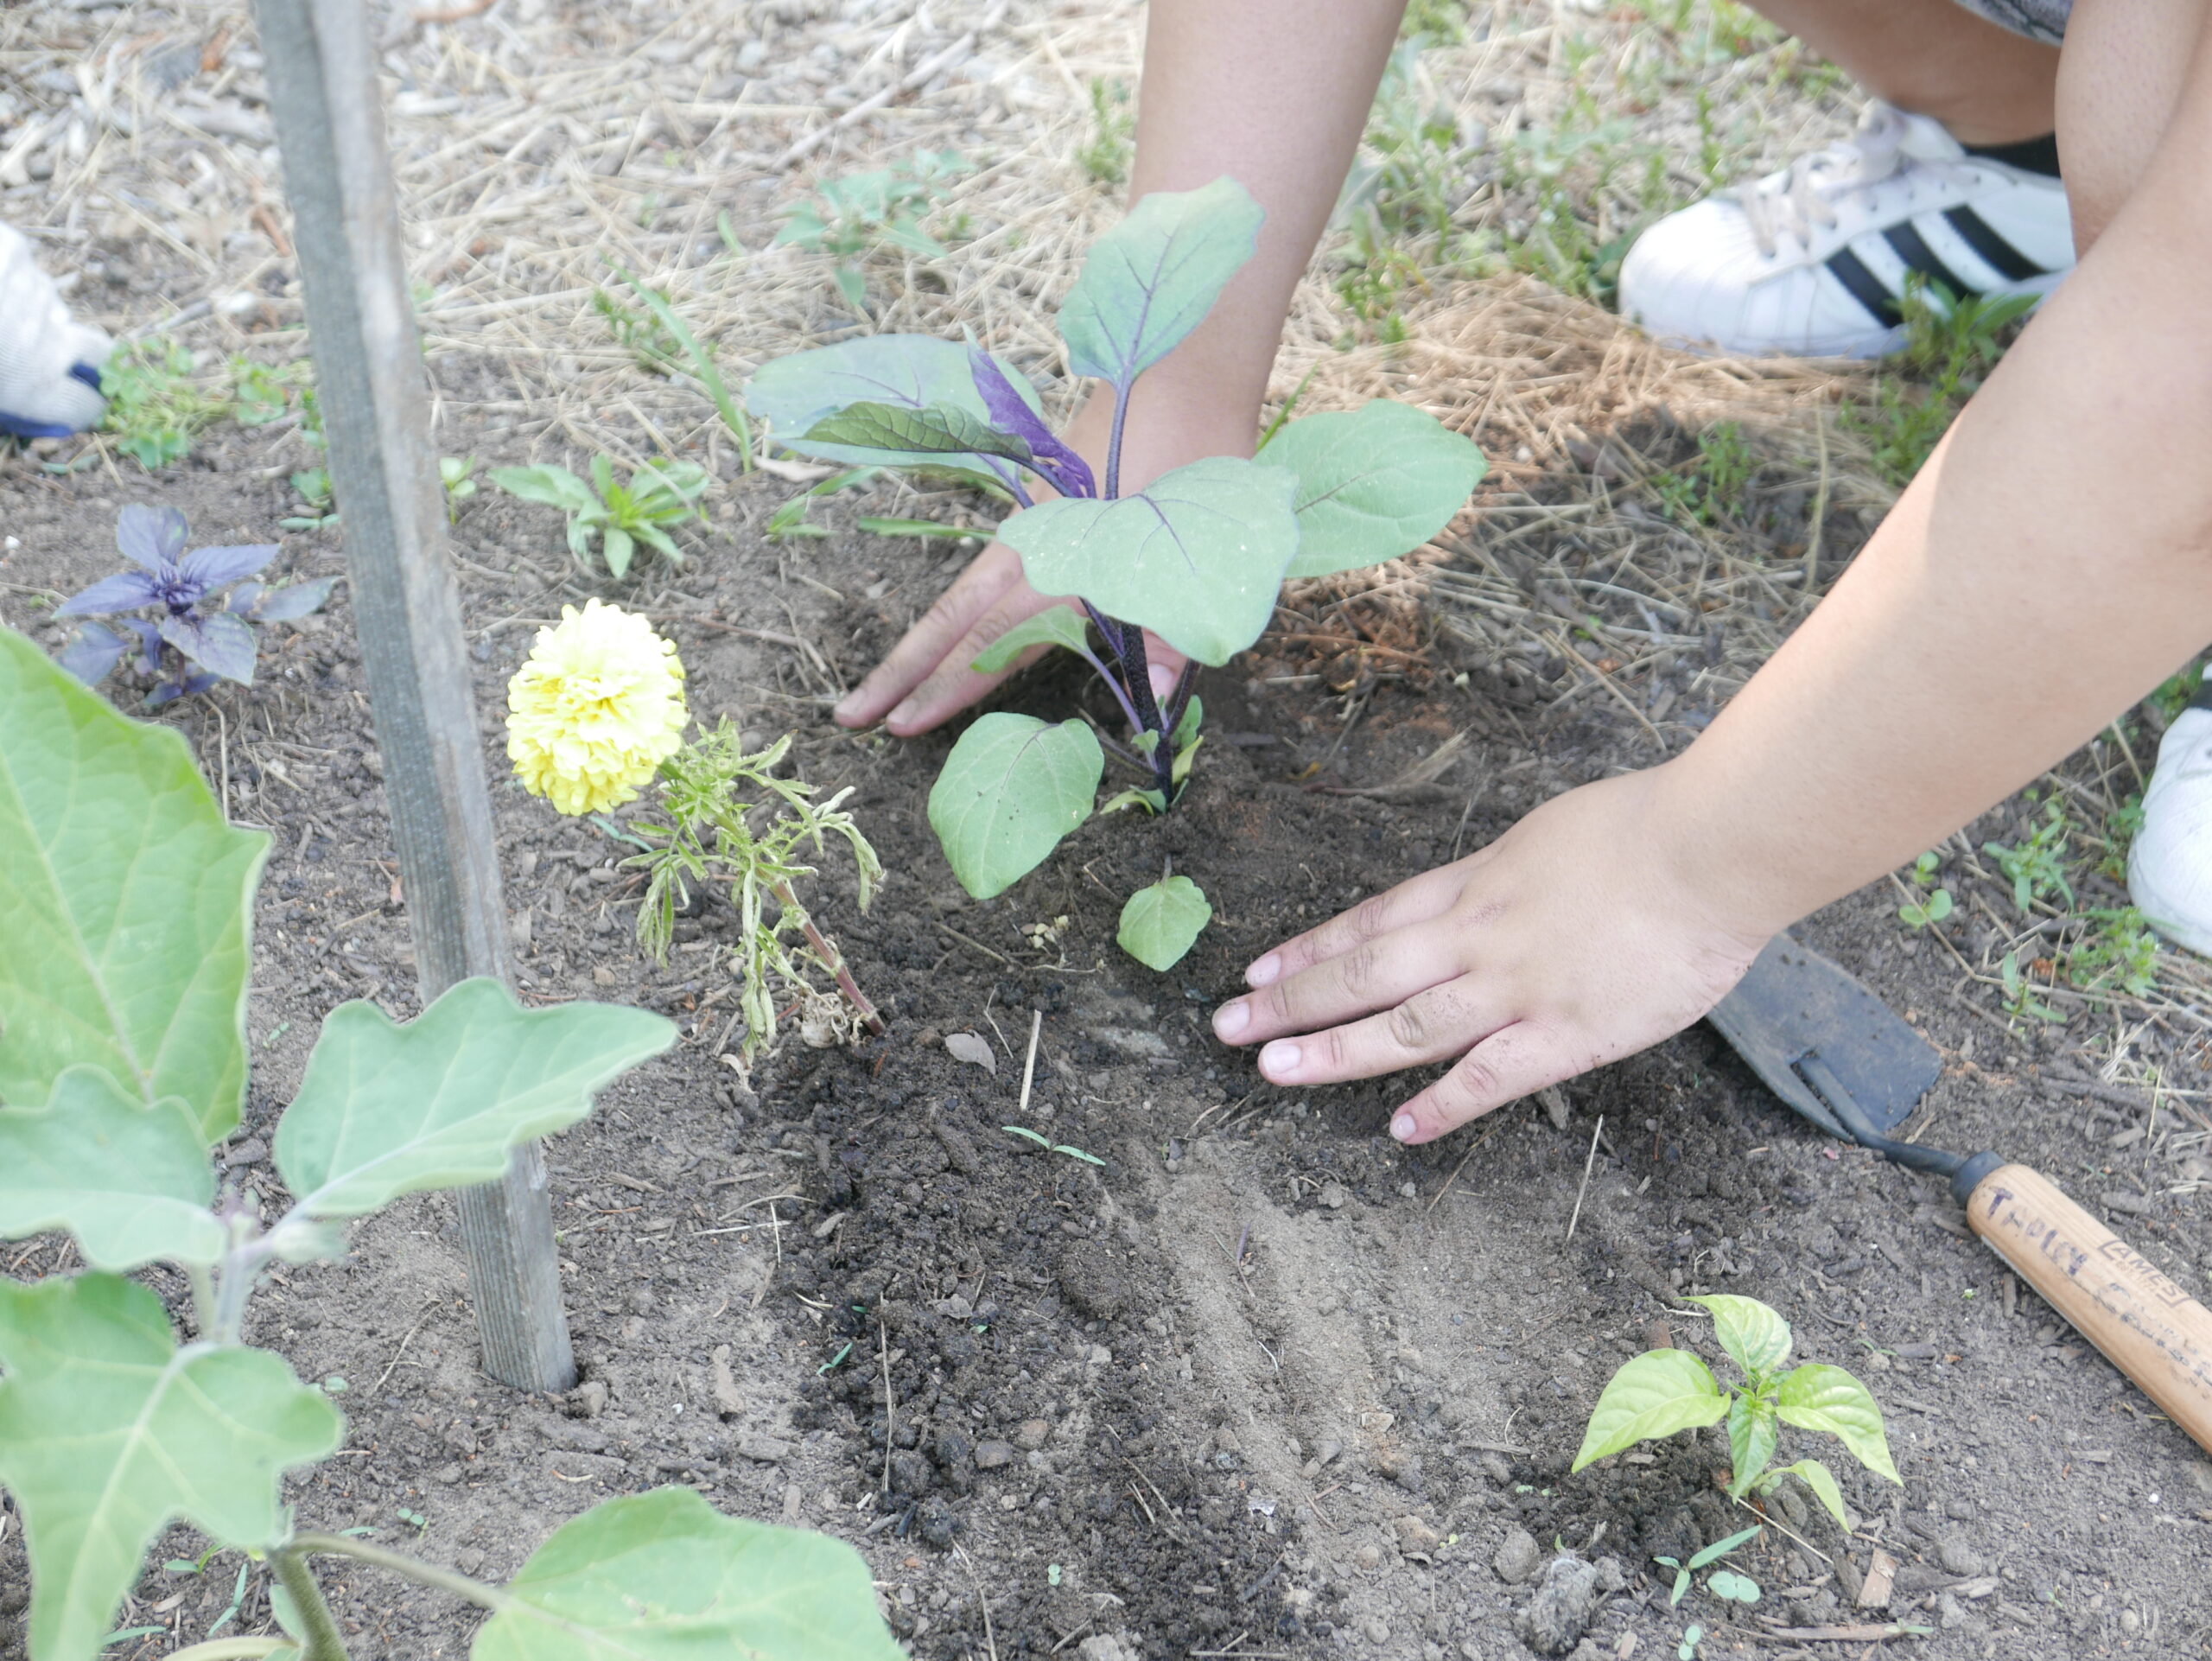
[1618,104,2075,360]
[2129,698,2212,955]
[0,223,111,438]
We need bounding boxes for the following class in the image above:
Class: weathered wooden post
[252,0,575,1391]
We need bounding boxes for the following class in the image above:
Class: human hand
[831,536,1185,735]
[1210,769,1777,1143]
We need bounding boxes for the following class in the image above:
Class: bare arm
[1216,0,2212,1141]
[834,0,1406,734]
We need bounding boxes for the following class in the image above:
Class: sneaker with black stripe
[1618,103,2074,360]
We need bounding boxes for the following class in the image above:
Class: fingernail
[1247,952,1281,988]
[1213,1000,1249,1041]
[1389,1112,1416,1142]
[1261,1041,1300,1076]
[885,698,917,731]
[832,691,861,723]
[1148,661,1177,703]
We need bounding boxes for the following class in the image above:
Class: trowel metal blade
[1706,932,1942,1140]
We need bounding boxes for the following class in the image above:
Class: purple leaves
[54,503,334,703]
[968,350,1095,500]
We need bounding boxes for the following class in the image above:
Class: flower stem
[288,1533,510,1614]
[269,1548,350,1661]
[770,879,884,1035]
[1104,381,1132,500]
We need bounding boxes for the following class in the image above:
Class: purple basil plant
[55,503,337,707]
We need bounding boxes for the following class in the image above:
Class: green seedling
[608,265,757,471]
[1844,277,2034,487]
[229,358,306,428]
[1653,1524,1764,1607]
[1341,41,1465,252]
[1677,1624,1703,1661]
[1999,948,2063,1023]
[440,455,479,517]
[592,285,683,373]
[774,151,974,312]
[0,628,905,1661]
[1984,798,2075,914]
[1077,78,1135,185]
[747,178,1483,970]
[857,515,986,544]
[490,455,710,578]
[1897,851,1954,930]
[624,726,885,1063]
[1574,1294,1898,1530]
[99,340,230,469]
[283,466,338,531]
[2066,906,2159,997]
[1003,1126,1106,1167]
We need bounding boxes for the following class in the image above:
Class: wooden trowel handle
[1961,1161,2212,1456]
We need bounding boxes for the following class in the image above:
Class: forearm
[1066,0,1408,473]
[1656,150,2212,934]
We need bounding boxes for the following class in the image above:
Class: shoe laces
[1736,104,1974,258]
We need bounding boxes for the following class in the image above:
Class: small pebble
[974,1440,1017,1469]
[1494,1526,1541,1584]
[1938,1534,1982,1577]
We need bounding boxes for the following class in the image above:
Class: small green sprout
[1999,950,2065,1024]
[490,455,710,578]
[283,466,338,531]
[1077,79,1134,185]
[1984,798,2075,914]
[100,340,231,469]
[1573,1295,1897,1531]
[1002,1126,1106,1167]
[1678,1623,1703,1661]
[774,151,973,311]
[440,455,479,518]
[1652,1523,1761,1607]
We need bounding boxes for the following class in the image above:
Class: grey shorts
[1952,0,2069,44]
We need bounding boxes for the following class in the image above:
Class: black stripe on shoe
[1942,206,2050,283]
[1885,222,1978,302]
[1825,246,1903,328]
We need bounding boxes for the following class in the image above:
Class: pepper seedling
[747,177,1485,968]
[1572,1294,1900,1529]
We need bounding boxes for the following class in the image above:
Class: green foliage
[1077,78,1135,185]
[1574,1295,1896,1522]
[1117,875,1213,971]
[1258,398,1484,577]
[2066,906,2158,997]
[607,266,756,472]
[441,455,479,516]
[623,727,884,1062]
[99,341,232,469]
[1983,798,2075,914]
[773,151,972,311]
[1897,850,1952,929]
[0,634,899,1661]
[749,334,1040,480]
[929,714,1104,901]
[998,458,1299,666]
[1843,279,2034,487]
[490,455,710,579]
[0,1275,342,1661]
[1653,423,1757,526]
[1002,1126,1106,1167]
[1342,41,1467,254]
[1059,178,1265,390]
[0,628,264,1136]
[592,286,684,374]
[1653,1523,1764,1611]
[969,605,1097,674]
[1999,948,2065,1024]
[474,1489,904,1661]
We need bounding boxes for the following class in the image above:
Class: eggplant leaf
[1259,400,1484,578]
[0,1275,340,1661]
[275,978,675,1221]
[472,1488,904,1661]
[0,627,265,1138]
[1058,178,1263,391]
[1571,1348,1730,1471]
[969,605,1095,674]
[802,401,1032,465]
[996,457,1297,666]
[1117,875,1211,971]
[747,335,1041,477]
[0,1066,222,1271]
[927,714,1102,900]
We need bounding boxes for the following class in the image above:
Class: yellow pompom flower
[506,598,688,816]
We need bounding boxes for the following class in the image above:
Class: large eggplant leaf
[1117,875,1211,971]
[996,457,1297,665]
[0,627,265,1138]
[1258,399,1485,578]
[747,335,1042,476]
[1058,178,1263,390]
[1570,1348,1730,1471]
[472,1488,903,1661]
[0,1066,220,1271]
[968,604,1096,674]
[275,978,675,1221]
[0,1275,340,1661]
[927,714,1102,900]
[802,401,1033,465]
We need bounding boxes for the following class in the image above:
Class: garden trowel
[1707,932,2212,1458]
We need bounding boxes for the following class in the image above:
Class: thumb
[1142,631,1188,705]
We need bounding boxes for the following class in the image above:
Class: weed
[490,455,710,578]
[1400,0,1466,41]
[1999,950,2065,1023]
[592,286,683,374]
[1844,278,2033,487]
[229,357,305,427]
[99,340,230,469]
[283,467,338,531]
[1654,422,1758,525]
[608,264,756,472]
[2100,793,2145,881]
[765,465,877,540]
[440,454,479,518]
[1983,798,2075,914]
[774,150,974,311]
[1003,1125,1107,1167]
[2066,906,2158,997]
[1077,78,1134,186]
[1344,41,1467,251]
[1897,850,1954,929]
[623,726,885,1063]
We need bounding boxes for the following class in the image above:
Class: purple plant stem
[772,877,884,1034]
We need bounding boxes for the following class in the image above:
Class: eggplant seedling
[490,455,709,578]
[748,177,1485,968]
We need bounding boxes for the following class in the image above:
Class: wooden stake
[253,0,574,1391]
